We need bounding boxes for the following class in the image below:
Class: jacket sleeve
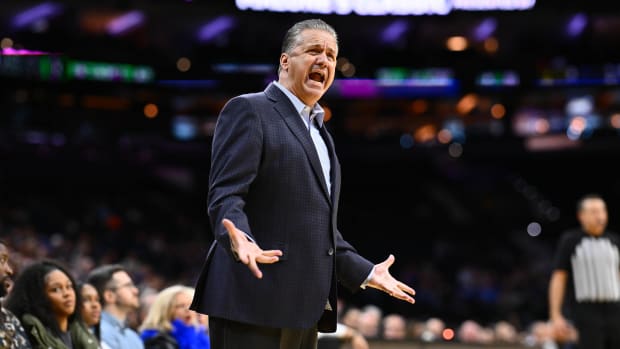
[334,227,374,292]
[207,96,263,259]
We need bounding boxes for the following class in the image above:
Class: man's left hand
[367,254,415,304]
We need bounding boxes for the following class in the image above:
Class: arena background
[2,1,620,348]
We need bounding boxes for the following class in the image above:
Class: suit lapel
[266,84,332,204]
[319,125,340,206]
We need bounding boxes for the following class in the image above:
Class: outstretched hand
[367,254,415,304]
[222,219,282,279]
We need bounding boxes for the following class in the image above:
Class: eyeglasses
[108,281,137,291]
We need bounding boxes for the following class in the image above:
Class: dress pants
[573,302,620,349]
[209,316,318,349]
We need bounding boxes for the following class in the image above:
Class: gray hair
[278,19,338,74]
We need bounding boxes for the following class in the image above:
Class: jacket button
[327,248,334,256]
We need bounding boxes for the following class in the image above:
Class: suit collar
[271,81,325,127]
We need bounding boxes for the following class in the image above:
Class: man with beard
[0,240,32,349]
[87,264,144,349]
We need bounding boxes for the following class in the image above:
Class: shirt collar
[273,81,325,128]
[101,311,125,329]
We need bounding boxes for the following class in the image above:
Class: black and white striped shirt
[553,229,620,303]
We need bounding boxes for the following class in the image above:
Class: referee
[549,193,620,349]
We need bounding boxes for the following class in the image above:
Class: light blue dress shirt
[273,81,331,194]
[100,311,144,349]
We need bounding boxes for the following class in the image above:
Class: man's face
[578,198,608,236]
[107,271,140,310]
[279,29,338,106]
[0,243,13,298]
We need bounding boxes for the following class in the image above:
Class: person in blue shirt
[86,264,144,349]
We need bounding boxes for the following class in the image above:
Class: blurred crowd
[0,179,583,349]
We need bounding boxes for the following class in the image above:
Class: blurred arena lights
[491,104,506,119]
[446,36,468,51]
[0,38,13,49]
[448,142,463,157]
[527,222,542,237]
[610,113,620,128]
[381,19,409,44]
[566,13,588,38]
[11,2,63,30]
[197,16,236,43]
[442,328,455,341]
[0,47,50,56]
[176,57,191,72]
[144,103,159,118]
[106,10,145,36]
[473,18,497,41]
[400,133,414,149]
[235,0,535,15]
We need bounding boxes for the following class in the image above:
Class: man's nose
[315,52,328,65]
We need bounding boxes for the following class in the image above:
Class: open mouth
[309,71,325,84]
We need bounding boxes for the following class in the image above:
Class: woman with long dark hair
[5,260,99,349]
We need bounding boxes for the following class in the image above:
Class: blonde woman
[139,285,209,349]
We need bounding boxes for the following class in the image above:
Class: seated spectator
[5,259,99,349]
[87,264,144,349]
[0,240,32,349]
[381,314,407,340]
[420,317,445,342]
[139,285,209,349]
[79,282,103,345]
[494,320,519,343]
[340,306,361,330]
[457,319,493,344]
[356,305,383,339]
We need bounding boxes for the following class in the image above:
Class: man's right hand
[550,314,571,339]
[222,218,282,279]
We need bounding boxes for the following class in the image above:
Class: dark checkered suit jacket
[190,83,374,332]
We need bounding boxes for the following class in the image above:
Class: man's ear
[103,289,116,305]
[280,53,289,72]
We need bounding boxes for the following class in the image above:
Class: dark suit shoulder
[604,230,620,243]
[222,90,274,118]
[556,229,585,245]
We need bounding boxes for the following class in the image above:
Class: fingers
[262,249,283,257]
[381,254,395,268]
[398,282,416,297]
[256,250,283,264]
[247,255,263,279]
[221,218,280,278]
[394,290,415,304]
[381,282,414,303]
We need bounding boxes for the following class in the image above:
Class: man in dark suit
[190,18,415,349]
